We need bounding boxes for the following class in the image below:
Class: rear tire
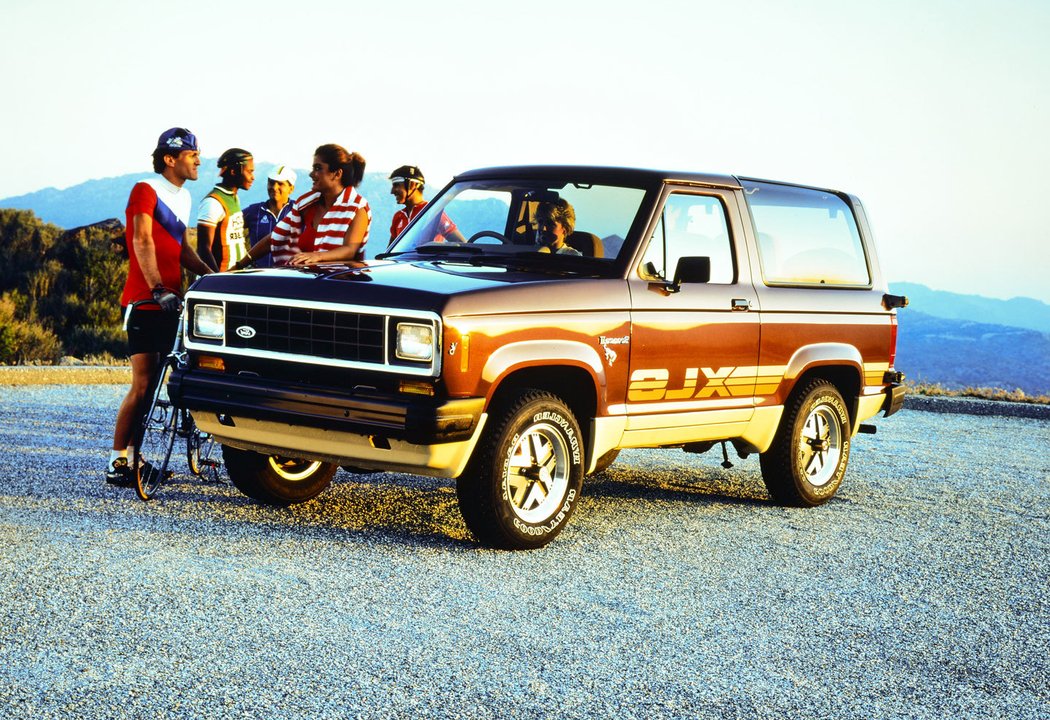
[760,379,851,506]
[457,390,584,550]
[222,446,336,506]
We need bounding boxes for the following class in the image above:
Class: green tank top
[205,186,247,270]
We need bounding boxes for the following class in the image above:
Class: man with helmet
[106,127,215,486]
[242,164,297,267]
[197,148,254,271]
[388,165,464,245]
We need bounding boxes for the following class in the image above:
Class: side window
[743,180,870,286]
[640,194,734,283]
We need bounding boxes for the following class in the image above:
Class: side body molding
[482,339,607,387]
[783,343,864,381]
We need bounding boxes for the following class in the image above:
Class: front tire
[222,446,336,506]
[760,379,851,506]
[134,364,176,501]
[457,390,584,550]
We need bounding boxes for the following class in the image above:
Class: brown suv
[171,165,906,549]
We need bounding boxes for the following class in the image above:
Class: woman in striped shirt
[235,144,371,268]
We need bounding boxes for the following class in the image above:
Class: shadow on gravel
[75,464,769,550]
[124,472,476,550]
[584,465,770,507]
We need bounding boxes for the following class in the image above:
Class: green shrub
[0,295,64,363]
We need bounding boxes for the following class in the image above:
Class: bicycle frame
[132,301,221,501]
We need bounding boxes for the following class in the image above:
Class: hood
[188,259,629,315]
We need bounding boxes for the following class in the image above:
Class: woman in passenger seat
[535,199,581,255]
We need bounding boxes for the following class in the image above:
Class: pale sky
[2,0,1048,302]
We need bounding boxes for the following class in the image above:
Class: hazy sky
[2,0,1048,302]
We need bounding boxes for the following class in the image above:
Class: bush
[64,324,126,359]
[906,381,1050,405]
[0,295,64,364]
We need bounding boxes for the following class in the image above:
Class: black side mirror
[668,256,711,293]
[883,293,909,310]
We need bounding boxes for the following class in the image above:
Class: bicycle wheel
[185,409,203,474]
[186,415,222,484]
[135,363,177,501]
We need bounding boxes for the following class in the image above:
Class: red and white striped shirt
[270,186,372,265]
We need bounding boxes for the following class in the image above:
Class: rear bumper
[168,368,484,444]
[882,383,906,418]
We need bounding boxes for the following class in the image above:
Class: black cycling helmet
[389,165,424,187]
[217,147,253,170]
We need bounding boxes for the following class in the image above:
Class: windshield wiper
[465,251,609,277]
[415,243,484,255]
[378,243,485,260]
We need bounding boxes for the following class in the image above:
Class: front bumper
[168,368,484,444]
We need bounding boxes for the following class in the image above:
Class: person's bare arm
[131,213,164,288]
[181,231,214,277]
[232,234,272,270]
[196,222,219,272]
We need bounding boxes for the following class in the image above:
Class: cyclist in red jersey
[387,165,465,246]
[106,128,215,486]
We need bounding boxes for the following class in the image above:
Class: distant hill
[0,161,400,258]
[890,282,1050,334]
[896,310,1050,395]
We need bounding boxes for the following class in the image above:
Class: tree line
[0,209,128,364]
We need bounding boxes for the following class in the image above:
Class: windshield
[386,177,647,267]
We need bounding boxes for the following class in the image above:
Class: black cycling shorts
[125,307,180,356]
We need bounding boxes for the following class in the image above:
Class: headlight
[193,304,225,340]
[395,322,434,361]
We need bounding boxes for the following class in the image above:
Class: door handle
[731,298,751,311]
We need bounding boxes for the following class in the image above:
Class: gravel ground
[1,386,1047,719]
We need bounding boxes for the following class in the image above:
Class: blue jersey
[242,200,292,268]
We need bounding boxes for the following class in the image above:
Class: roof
[453,164,742,189]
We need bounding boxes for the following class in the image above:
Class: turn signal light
[399,380,434,396]
[197,355,225,371]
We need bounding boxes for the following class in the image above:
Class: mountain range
[0,160,401,257]
[2,172,1048,394]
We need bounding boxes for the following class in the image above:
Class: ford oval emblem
[236,325,257,339]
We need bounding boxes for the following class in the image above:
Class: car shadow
[143,471,475,550]
[93,460,772,550]
[584,462,772,507]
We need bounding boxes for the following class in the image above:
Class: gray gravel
[1,386,1047,719]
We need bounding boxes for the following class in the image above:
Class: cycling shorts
[125,307,180,356]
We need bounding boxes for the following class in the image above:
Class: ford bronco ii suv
[170,165,906,549]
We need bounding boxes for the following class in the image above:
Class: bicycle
[129,299,222,501]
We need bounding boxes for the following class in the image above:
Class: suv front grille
[225,302,385,362]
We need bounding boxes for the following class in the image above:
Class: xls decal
[628,366,786,401]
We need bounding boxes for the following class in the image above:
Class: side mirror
[882,293,909,310]
[667,256,711,293]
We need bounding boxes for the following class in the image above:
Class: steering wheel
[467,230,511,245]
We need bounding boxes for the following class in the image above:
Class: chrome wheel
[505,421,571,524]
[267,456,324,482]
[799,403,843,488]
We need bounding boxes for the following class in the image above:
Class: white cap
[267,165,297,185]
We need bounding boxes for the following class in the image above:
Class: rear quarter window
[743,180,870,287]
